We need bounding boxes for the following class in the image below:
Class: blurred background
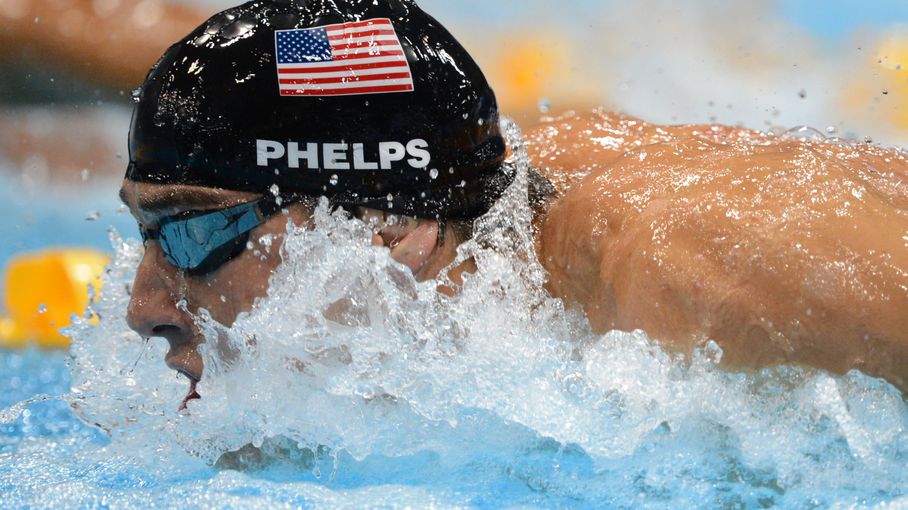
[1,0,908,344]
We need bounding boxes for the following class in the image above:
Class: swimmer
[119,0,908,407]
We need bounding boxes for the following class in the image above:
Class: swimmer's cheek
[389,223,438,277]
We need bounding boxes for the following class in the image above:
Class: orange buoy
[0,249,109,349]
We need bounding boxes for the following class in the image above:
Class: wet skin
[122,110,908,398]
[119,181,464,402]
[530,110,908,392]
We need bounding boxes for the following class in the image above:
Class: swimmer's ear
[378,219,439,275]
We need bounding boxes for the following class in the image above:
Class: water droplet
[270,184,280,196]
[85,211,101,221]
[193,33,211,46]
[80,169,91,181]
[701,340,724,364]
[882,89,889,95]
[537,98,551,113]
[798,89,807,99]
[131,88,142,103]
[825,126,837,134]
[386,193,394,202]
[864,136,874,144]
[220,295,227,303]
[429,168,439,180]
[462,113,469,120]
[786,126,826,141]
[37,304,47,314]
[221,16,256,41]
[329,174,339,186]
[34,16,39,23]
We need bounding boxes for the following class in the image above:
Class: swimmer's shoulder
[524,109,733,193]
[525,110,654,193]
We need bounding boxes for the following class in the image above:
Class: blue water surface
[0,350,102,446]
[0,350,606,508]
[0,175,135,270]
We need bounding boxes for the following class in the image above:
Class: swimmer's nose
[126,242,195,346]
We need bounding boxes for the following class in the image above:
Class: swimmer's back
[529,111,908,391]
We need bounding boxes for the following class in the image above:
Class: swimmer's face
[119,180,467,406]
[119,181,310,399]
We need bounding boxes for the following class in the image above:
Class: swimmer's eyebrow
[118,186,250,214]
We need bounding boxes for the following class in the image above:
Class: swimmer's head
[121,0,499,402]
[126,0,513,220]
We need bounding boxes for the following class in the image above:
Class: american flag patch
[274,18,415,97]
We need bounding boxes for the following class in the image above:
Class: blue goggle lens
[141,197,284,275]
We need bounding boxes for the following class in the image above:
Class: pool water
[2,125,908,509]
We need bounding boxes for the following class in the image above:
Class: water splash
[3,121,908,508]
[0,394,62,424]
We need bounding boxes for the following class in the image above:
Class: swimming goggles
[140,196,291,275]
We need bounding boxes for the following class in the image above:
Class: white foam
[54,121,908,507]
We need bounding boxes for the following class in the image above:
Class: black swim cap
[126,0,512,220]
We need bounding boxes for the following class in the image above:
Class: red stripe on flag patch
[279,72,413,85]
[280,84,414,96]
[324,19,393,31]
[327,29,396,41]
[277,61,407,74]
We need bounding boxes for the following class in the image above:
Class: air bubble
[270,184,280,196]
[537,98,551,114]
[787,126,826,141]
[85,211,101,222]
[329,174,339,186]
[80,169,91,182]
[429,168,439,180]
[37,304,47,314]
